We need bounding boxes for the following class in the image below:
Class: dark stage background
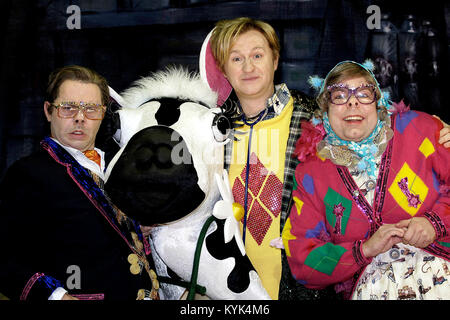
[0,0,448,178]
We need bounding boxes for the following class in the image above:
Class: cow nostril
[156,144,173,169]
[135,146,154,170]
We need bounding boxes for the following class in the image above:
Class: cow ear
[109,86,126,108]
[108,86,128,146]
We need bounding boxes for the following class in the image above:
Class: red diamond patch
[245,200,273,245]
[260,173,283,217]
[232,152,283,246]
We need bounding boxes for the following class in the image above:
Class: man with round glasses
[51,101,106,120]
[0,65,159,300]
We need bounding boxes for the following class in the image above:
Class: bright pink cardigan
[283,111,449,297]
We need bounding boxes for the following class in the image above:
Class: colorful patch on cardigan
[302,174,315,195]
[431,168,440,192]
[305,221,329,241]
[395,111,418,134]
[293,174,298,191]
[388,162,428,216]
[282,217,296,257]
[419,137,435,158]
[438,241,450,248]
[292,196,304,216]
[324,188,352,235]
[304,242,347,276]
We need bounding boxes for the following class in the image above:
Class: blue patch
[302,174,315,195]
[432,168,440,192]
[306,221,326,239]
[292,270,308,285]
[396,111,418,134]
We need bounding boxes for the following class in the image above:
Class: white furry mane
[120,66,218,109]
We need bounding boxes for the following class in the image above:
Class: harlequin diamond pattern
[239,153,269,197]
[232,152,283,245]
[388,162,428,217]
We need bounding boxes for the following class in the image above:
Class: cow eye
[212,113,232,142]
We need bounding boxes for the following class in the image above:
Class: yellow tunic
[228,98,293,299]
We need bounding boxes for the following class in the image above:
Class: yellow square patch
[419,138,435,158]
[282,218,296,258]
[388,162,428,216]
[293,196,304,216]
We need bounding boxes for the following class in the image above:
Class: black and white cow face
[104,124,205,226]
[105,69,231,227]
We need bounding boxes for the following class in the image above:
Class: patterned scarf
[322,112,383,180]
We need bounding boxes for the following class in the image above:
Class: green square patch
[292,174,298,192]
[304,242,347,276]
[438,241,450,248]
[324,187,352,235]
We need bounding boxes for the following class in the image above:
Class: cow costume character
[104,67,270,300]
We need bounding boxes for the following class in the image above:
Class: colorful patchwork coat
[283,110,449,298]
[0,137,157,300]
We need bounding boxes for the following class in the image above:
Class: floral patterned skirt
[352,243,450,300]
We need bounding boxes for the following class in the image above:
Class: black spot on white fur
[205,219,254,293]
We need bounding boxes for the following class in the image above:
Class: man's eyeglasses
[50,102,106,120]
[327,84,376,105]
